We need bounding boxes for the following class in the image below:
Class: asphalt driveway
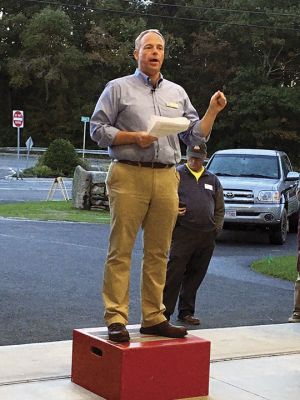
[0,218,296,345]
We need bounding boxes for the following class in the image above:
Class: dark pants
[297,215,300,274]
[163,225,216,319]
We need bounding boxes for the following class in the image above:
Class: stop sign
[12,110,24,128]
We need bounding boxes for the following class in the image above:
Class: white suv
[206,149,299,245]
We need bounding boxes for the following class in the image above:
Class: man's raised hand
[209,91,227,114]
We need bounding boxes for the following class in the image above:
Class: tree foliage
[0,0,299,166]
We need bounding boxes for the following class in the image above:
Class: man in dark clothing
[289,215,300,323]
[163,143,224,325]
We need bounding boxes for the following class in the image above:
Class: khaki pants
[103,162,179,327]
[294,273,300,314]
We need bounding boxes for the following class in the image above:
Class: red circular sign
[13,110,24,128]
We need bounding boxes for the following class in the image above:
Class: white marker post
[25,136,34,168]
[12,110,24,179]
[81,116,90,159]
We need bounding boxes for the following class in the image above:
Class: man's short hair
[135,29,165,50]
[186,143,207,159]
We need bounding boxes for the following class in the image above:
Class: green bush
[22,139,92,178]
[33,165,55,177]
[43,138,81,176]
[22,165,56,177]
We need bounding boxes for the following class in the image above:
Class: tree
[6,7,88,145]
[0,0,299,163]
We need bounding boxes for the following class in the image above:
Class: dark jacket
[297,215,300,273]
[176,164,224,232]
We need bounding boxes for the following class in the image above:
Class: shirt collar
[185,164,207,176]
[186,164,204,174]
[134,68,163,88]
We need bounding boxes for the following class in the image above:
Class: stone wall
[72,165,109,210]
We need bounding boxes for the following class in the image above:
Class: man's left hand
[209,91,227,114]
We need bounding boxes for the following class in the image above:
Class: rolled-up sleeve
[90,83,120,148]
[178,93,210,145]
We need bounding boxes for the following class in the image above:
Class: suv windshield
[207,154,279,179]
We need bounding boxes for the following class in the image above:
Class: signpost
[81,116,90,159]
[12,110,24,179]
[25,136,34,168]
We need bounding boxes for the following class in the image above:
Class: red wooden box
[71,325,210,400]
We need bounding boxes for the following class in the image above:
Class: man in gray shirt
[90,28,227,342]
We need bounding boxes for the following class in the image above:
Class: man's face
[134,32,164,78]
[187,156,205,172]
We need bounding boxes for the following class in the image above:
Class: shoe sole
[109,337,130,343]
[177,319,200,326]
[288,318,300,323]
[108,334,130,343]
[140,328,187,338]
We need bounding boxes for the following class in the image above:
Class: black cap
[186,142,207,159]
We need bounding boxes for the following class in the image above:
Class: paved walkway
[0,323,299,399]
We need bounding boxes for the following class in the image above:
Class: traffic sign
[12,110,24,128]
[26,136,34,151]
[81,116,90,159]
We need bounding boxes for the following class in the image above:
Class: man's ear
[133,49,138,61]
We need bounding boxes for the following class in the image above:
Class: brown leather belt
[117,160,174,169]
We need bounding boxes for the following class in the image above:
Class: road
[0,153,73,202]
[0,218,297,345]
[0,153,297,345]
[0,177,73,202]
[0,153,108,202]
[0,153,37,179]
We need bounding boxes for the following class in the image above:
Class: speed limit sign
[12,110,24,128]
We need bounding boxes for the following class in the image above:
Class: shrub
[34,165,55,177]
[43,138,81,176]
[22,165,56,177]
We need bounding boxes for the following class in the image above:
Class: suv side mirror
[285,171,299,181]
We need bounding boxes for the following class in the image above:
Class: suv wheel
[269,209,288,245]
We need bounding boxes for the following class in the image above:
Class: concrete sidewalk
[0,323,299,399]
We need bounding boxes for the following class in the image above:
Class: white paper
[147,115,190,138]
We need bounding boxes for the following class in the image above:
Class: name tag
[205,184,213,191]
[166,102,179,109]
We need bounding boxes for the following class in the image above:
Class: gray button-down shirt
[90,69,208,164]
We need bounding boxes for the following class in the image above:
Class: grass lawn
[251,255,298,282]
[0,201,110,223]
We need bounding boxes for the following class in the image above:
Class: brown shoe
[108,323,130,342]
[288,313,300,323]
[140,321,187,338]
[178,315,201,325]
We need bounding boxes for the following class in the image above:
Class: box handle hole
[91,346,103,357]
